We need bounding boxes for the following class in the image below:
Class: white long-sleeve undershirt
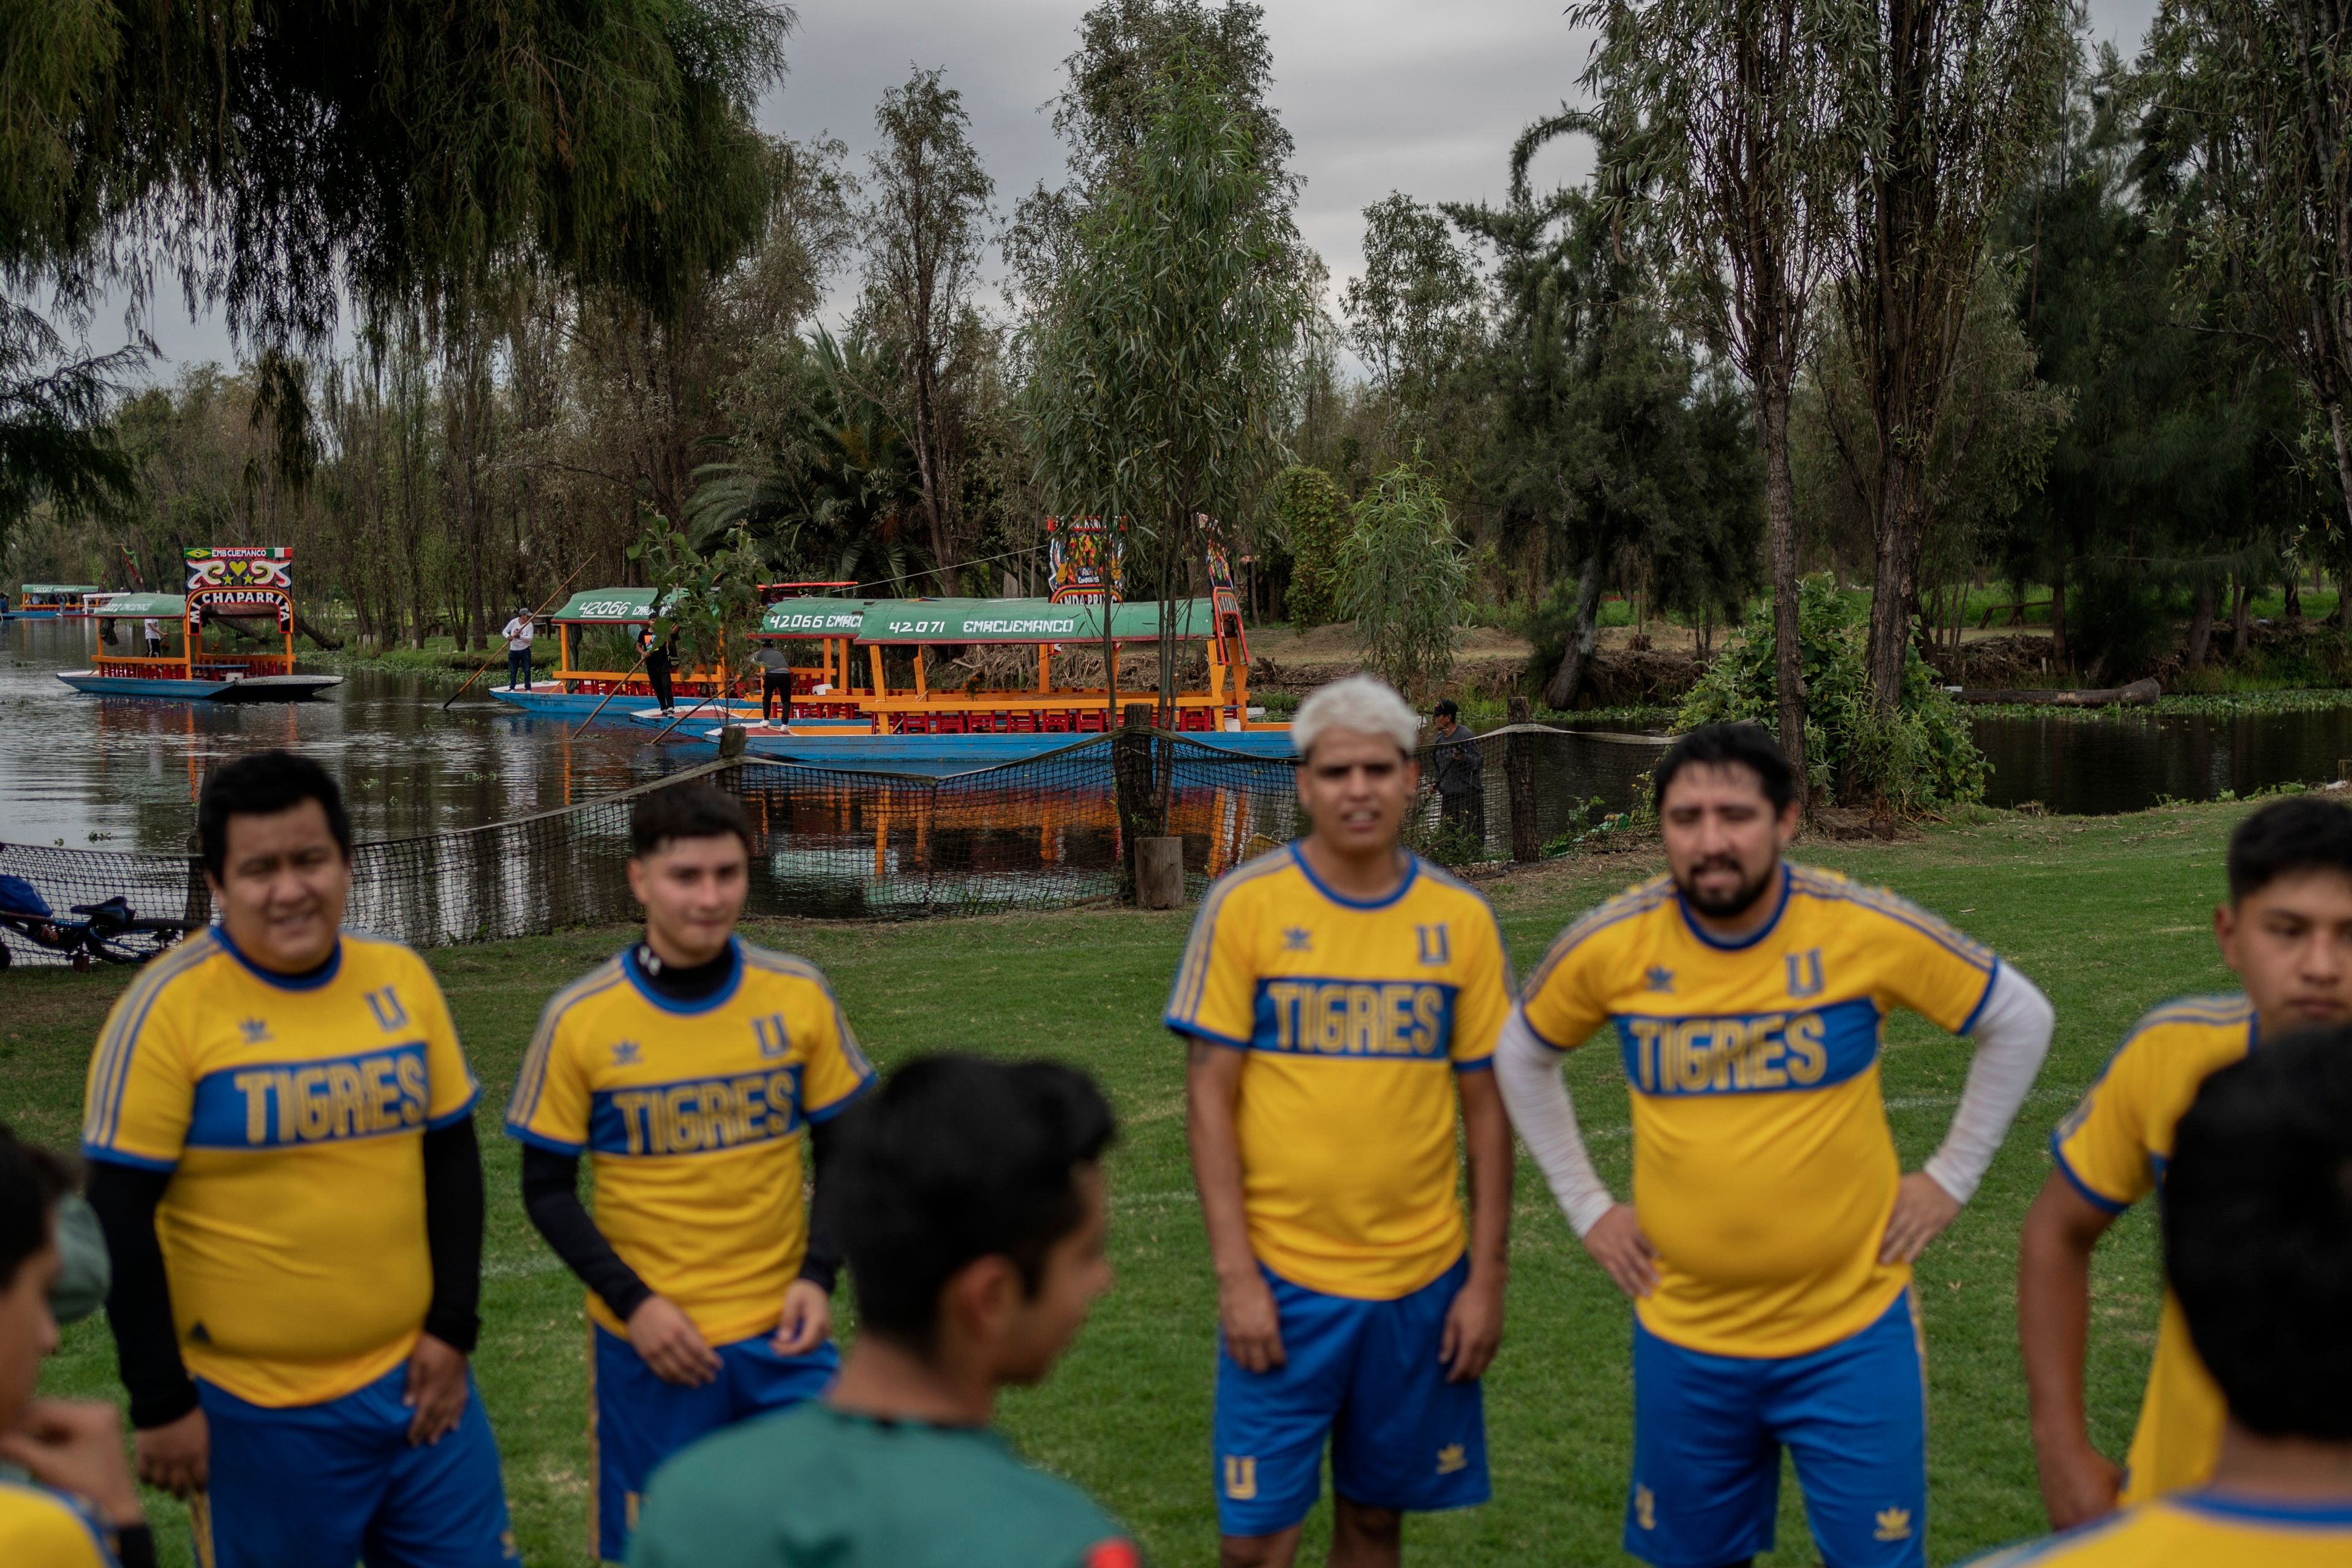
[1493,962,2056,1237]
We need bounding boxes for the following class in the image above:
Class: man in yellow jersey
[1498,723,2054,1568]
[1167,674,1513,1568]
[80,751,514,1568]
[507,784,873,1562]
[2019,794,2352,1527]
[0,1125,151,1568]
[1969,1030,2352,1566]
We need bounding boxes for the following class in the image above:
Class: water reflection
[1969,710,2352,815]
[3,617,695,851]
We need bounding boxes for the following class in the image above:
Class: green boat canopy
[856,597,1215,644]
[549,587,682,623]
[756,598,869,638]
[20,584,105,595]
[94,593,186,617]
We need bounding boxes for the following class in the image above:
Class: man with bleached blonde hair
[1167,674,1513,1568]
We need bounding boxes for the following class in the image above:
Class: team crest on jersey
[1785,948,1825,999]
[1415,923,1450,966]
[610,1040,643,1066]
[751,1013,791,1059]
[238,1017,272,1044]
[1873,1507,1912,1542]
[1223,1456,1258,1500]
[1283,926,1313,952]
[364,984,410,1031]
[1643,965,1675,993]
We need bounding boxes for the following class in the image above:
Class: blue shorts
[1627,1288,1928,1568]
[1213,1254,1488,1537]
[591,1323,837,1561]
[194,1362,514,1568]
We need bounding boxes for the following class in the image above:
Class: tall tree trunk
[2185,579,2215,670]
[1542,548,1605,710]
[2231,574,2252,657]
[2049,568,2067,666]
[1760,379,1807,798]
[1864,448,1922,709]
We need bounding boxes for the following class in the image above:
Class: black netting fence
[0,725,1667,967]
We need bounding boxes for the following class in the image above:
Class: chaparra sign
[185,546,294,593]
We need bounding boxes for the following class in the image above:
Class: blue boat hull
[730,727,1297,775]
[56,671,342,701]
[2,609,62,620]
[489,686,703,721]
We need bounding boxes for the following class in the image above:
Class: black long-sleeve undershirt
[86,1118,484,1429]
[520,1116,845,1328]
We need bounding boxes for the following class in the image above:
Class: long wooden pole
[569,643,655,736]
[440,558,593,712]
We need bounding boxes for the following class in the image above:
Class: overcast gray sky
[121,0,2163,377]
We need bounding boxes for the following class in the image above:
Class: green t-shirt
[628,1403,1139,1568]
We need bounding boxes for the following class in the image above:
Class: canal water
[9,615,2352,856]
[1,617,697,853]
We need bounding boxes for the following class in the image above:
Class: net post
[1506,696,1542,862]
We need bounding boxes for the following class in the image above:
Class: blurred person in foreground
[0,1125,149,1567]
[627,1055,1136,1568]
[1969,1029,2352,1564]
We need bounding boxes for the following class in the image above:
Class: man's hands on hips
[403,1333,471,1446]
[1879,1171,1964,1264]
[1440,1270,1504,1383]
[1581,1204,1660,1299]
[1217,1268,1286,1374]
[131,1406,207,1496]
[771,1280,831,1356]
[629,1295,722,1387]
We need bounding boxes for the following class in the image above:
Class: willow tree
[1022,55,1317,728]
[2,1,793,554]
[1574,0,1845,788]
[1824,0,2070,708]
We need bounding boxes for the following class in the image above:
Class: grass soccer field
[7,798,2258,1565]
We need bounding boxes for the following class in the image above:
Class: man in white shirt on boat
[502,609,535,692]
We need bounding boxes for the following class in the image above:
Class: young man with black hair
[0,1125,151,1568]
[627,1054,1136,1568]
[507,782,872,1562]
[1498,721,2054,1568]
[79,750,513,1567]
[1169,674,1514,1568]
[1972,1028,2352,1564]
[2019,793,2352,1528]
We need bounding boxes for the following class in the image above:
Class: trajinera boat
[55,548,342,701]
[5,584,107,619]
[500,527,1294,768]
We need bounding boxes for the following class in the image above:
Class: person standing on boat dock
[502,609,535,692]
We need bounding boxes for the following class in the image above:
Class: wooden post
[1113,704,1160,903]
[1136,836,1186,909]
[1506,695,1541,863]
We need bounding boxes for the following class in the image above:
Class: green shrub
[1677,575,1987,810]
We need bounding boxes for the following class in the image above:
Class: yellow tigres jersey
[1966,1493,2352,1566]
[80,929,479,1408]
[505,940,873,1344]
[1520,863,1999,1357]
[2050,995,2253,1504]
[0,1480,115,1568]
[1163,846,1512,1300]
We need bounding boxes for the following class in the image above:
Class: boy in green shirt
[628,1056,1136,1568]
